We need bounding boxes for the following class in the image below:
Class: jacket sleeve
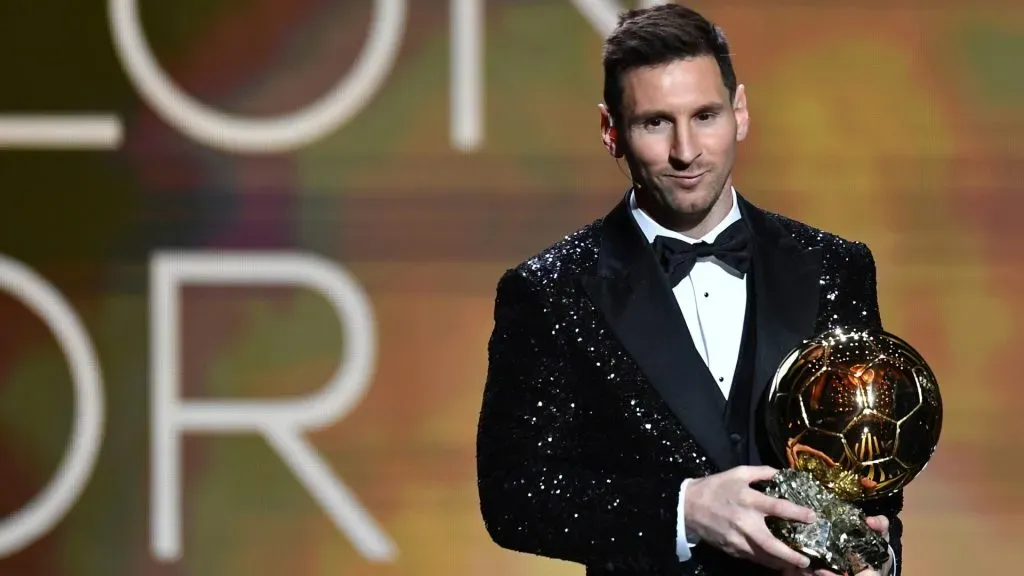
[845,242,905,576]
[843,242,884,331]
[476,269,684,570]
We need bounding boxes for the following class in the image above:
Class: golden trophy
[764,328,943,573]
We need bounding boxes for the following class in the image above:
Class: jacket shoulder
[507,219,603,287]
[761,209,874,262]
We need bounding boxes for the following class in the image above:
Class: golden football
[765,328,943,501]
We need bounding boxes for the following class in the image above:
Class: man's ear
[599,103,623,158]
[733,84,749,142]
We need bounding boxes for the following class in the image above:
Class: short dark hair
[602,4,737,124]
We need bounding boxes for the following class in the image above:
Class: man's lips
[665,171,708,187]
[666,171,707,180]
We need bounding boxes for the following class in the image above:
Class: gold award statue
[764,328,943,574]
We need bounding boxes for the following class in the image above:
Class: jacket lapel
[738,197,823,412]
[582,196,738,472]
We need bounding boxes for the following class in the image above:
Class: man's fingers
[865,515,889,535]
[737,465,780,483]
[749,527,811,569]
[747,491,816,523]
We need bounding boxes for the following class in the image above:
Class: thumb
[865,515,890,538]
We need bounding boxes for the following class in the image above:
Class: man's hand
[781,515,892,576]
[684,466,814,571]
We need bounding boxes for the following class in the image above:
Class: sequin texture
[477,199,903,575]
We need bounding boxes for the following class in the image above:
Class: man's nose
[670,125,700,166]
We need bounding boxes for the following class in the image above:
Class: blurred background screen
[0,1,1021,574]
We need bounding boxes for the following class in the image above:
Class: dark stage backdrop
[0,1,1021,574]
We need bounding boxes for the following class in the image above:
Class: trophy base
[764,469,889,574]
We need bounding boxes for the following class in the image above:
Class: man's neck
[635,182,735,240]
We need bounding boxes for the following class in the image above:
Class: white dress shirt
[629,187,746,562]
[629,188,896,573]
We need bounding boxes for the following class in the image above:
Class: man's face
[603,56,749,222]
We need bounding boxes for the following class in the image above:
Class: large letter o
[108,0,407,154]
[0,257,105,557]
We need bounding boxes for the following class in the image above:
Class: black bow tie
[651,220,752,286]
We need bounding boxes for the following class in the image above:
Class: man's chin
[666,190,716,217]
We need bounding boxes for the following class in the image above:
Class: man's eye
[696,112,717,122]
[643,118,666,129]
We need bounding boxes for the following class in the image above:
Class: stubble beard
[637,169,730,233]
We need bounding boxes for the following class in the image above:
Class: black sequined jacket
[476,192,903,575]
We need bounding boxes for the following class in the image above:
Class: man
[475,4,903,576]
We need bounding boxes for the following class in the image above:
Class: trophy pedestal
[764,469,890,574]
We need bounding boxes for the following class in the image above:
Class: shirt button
[704,292,709,298]
[718,376,724,382]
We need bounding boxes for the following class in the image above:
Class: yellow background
[0,1,1021,574]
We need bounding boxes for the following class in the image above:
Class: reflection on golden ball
[766,328,943,502]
